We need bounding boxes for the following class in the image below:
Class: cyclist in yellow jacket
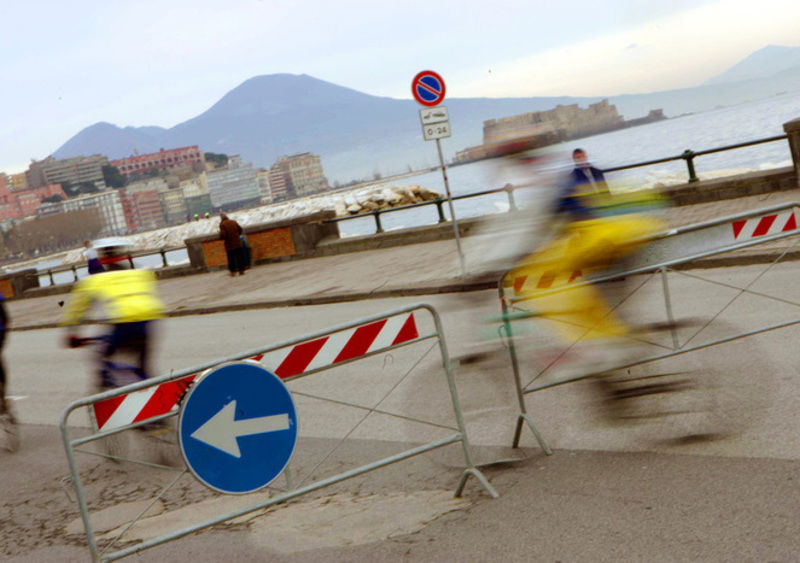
[502,146,667,373]
[61,238,165,390]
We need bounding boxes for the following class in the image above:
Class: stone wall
[184,210,338,270]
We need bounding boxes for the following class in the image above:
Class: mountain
[705,45,800,85]
[52,49,800,182]
[54,74,597,181]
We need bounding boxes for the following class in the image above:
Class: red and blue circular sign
[412,70,446,107]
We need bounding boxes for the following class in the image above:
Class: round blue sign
[412,70,446,107]
[179,362,298,494]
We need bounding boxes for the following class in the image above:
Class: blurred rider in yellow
[507,147,666,368]
[60,238,165,390]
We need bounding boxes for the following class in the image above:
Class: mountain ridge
[53,47,800,182]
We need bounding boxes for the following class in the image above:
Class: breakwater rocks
[55,184,442,264]
[334,185,442,216]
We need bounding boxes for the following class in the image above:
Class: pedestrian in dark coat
[219,214,245,276]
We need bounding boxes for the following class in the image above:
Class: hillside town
[0,148,330,259]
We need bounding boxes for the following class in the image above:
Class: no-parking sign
[412,70,446,107]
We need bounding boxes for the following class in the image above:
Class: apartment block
[256,169,272,203]
[206,157,260,209]
[160,188,188,226]
[38,190,127,236]
[269,153,329,200]
[111,146,204,178]
[0,176,65,221]
[27,155,108,189]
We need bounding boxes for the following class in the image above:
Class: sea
[22,91,800,286]
[337,91,800,236]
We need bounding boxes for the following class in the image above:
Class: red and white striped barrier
[90,313,419,432]
[732,211,797,240]
[259,312,418,378]
[512,270,582,295]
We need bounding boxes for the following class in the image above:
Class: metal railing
[604,134,789,183]
[326,134,792,235]
[325,185,519,234]
[40,246,187,286]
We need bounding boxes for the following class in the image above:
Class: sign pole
[412,70,466,276]
[435,138,466,275]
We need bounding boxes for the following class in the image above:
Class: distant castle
[455,100,665,163]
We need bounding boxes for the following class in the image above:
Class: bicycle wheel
[593,320,777,443]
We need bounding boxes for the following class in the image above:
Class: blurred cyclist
[60,237,165,391]
[499,140,667,375]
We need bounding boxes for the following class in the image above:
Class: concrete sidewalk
[8,189,800,331]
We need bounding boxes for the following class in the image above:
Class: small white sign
[422,120,451,141]
[419,106,449,125]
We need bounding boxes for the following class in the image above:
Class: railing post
[504,185,518,211]
[71,265,78,282]
[681,149,699,183]
[373,211,384,234]
[127,255,135,268]
[48,270,55,286]
[160,248,168,268]
[783,117,800,188]
[434,199,446,223]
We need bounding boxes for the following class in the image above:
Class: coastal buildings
[268,166,291,201]
[111,146,204,178]
[256,169,272,204]
[120,182,166,232]
[26,155,108,189]
[38,190,127,236]
[8,172,28,191]
[206,156,260,209]
[160,188,188,226]
[268,153,329,200]
[0,175,65,222]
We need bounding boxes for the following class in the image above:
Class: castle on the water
[455,99,665,162]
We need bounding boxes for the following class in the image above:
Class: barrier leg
[426,305,499,498]
[455,467,499,498]
[499,289,552,454]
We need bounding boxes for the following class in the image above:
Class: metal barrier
[328,134,790,235]
[326,184,518,233]
[598,134,788,184]
[41,246,187,287]
[61,303,497,562]
[498,201,800,449]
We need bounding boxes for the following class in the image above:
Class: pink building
[0,179,65,221]
[111,146,204,178]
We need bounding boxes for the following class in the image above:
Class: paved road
[5,261,800,560]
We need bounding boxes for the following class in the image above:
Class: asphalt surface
[4,190,800,561]
[4,262,800,560]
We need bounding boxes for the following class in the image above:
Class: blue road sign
[179,361,298,494]
[412,70,446,107]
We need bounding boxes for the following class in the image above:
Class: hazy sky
[1,0,798,173]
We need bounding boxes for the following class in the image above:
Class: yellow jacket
[60,269,165,326]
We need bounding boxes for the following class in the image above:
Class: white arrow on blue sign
[179,361,298,494]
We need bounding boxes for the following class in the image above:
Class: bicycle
[489,291,775,446]
[73,335,182,466]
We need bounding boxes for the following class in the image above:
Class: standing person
[219,214,245,276]
[567,148,607,193]
[83,240,104,275]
